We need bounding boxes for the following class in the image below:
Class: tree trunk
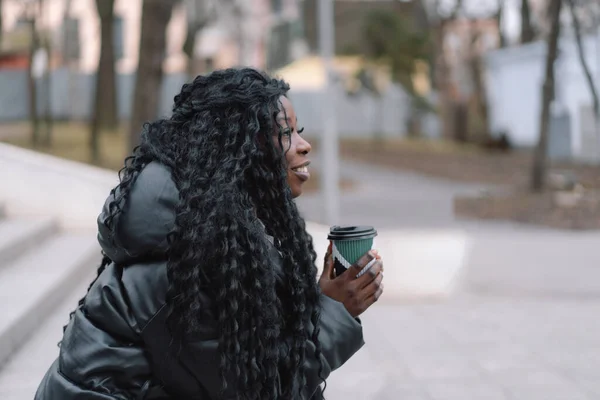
[469,57,489,138]
[129,0,178,149]
[90,80,100,164]
[42,39,53,146]
[90,0,118,163]
[0,0,3,44]
[28,20,40,147]
[183,21,208,80]
[94,0,118,130]
[40,0,53,147]
[183,24,198,79]
[62,0,73,50]
[568,0,599,119]
[62,0,75,120]
[432,0,463,141]
[521,0,535,44]
[468,28,489,138]
[453,101,469,142]
[434,21,454,140]
[531,0,562,192]
[496,0,506,48]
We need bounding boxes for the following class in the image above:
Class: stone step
[0,233,100,367]
[0,279,92,400]
[0,217,57,268]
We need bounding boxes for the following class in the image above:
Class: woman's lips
[291,165,310,181]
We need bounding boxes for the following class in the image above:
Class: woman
[35,68,384,399]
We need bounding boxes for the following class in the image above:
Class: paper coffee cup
[328,225,378,277]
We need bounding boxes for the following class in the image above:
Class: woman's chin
[291,185,303,199]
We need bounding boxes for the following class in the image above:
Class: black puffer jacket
[35,162,365,399]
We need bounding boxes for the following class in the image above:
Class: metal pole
[318,0,339,226]
[596,11,600,132]
[594,8,600,161]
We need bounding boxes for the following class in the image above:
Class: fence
[0,68,439,138]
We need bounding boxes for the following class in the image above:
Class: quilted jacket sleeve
[301,294,365,398]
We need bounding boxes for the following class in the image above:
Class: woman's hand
[319,243,384,318]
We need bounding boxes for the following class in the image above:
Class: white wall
[485,41,546,148]
[560,34,600,157]
[485,33,600,159]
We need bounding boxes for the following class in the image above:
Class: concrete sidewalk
[327,295,600,400]
[0,278,92,400]
[300,155,600,399]
[296,150,493,229]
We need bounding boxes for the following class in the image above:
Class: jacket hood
[97,162,179,265]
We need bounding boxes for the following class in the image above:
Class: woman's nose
[297,136,312,155]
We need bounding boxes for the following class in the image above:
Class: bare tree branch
[449,0,463,20]
[568,0,600,119]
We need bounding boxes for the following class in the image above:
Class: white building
[485,31,600,163]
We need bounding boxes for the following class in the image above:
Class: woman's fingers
[364,282,384,307]
[361,270,383,300]
[355,260,383,289]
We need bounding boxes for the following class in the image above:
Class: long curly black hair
[65,68,325,399]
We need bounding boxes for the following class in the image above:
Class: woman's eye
[297,127,305,135]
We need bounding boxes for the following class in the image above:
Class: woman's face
[274,96,312,198]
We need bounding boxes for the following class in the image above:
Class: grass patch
[340,137,483,155]
[1,122,128,171]
[340,137,600,190]
[339,136,531,186]
[1,122,353,192]
[455,189,600,230]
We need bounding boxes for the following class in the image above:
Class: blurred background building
[0,0,308,120]
[0,0,441,139]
